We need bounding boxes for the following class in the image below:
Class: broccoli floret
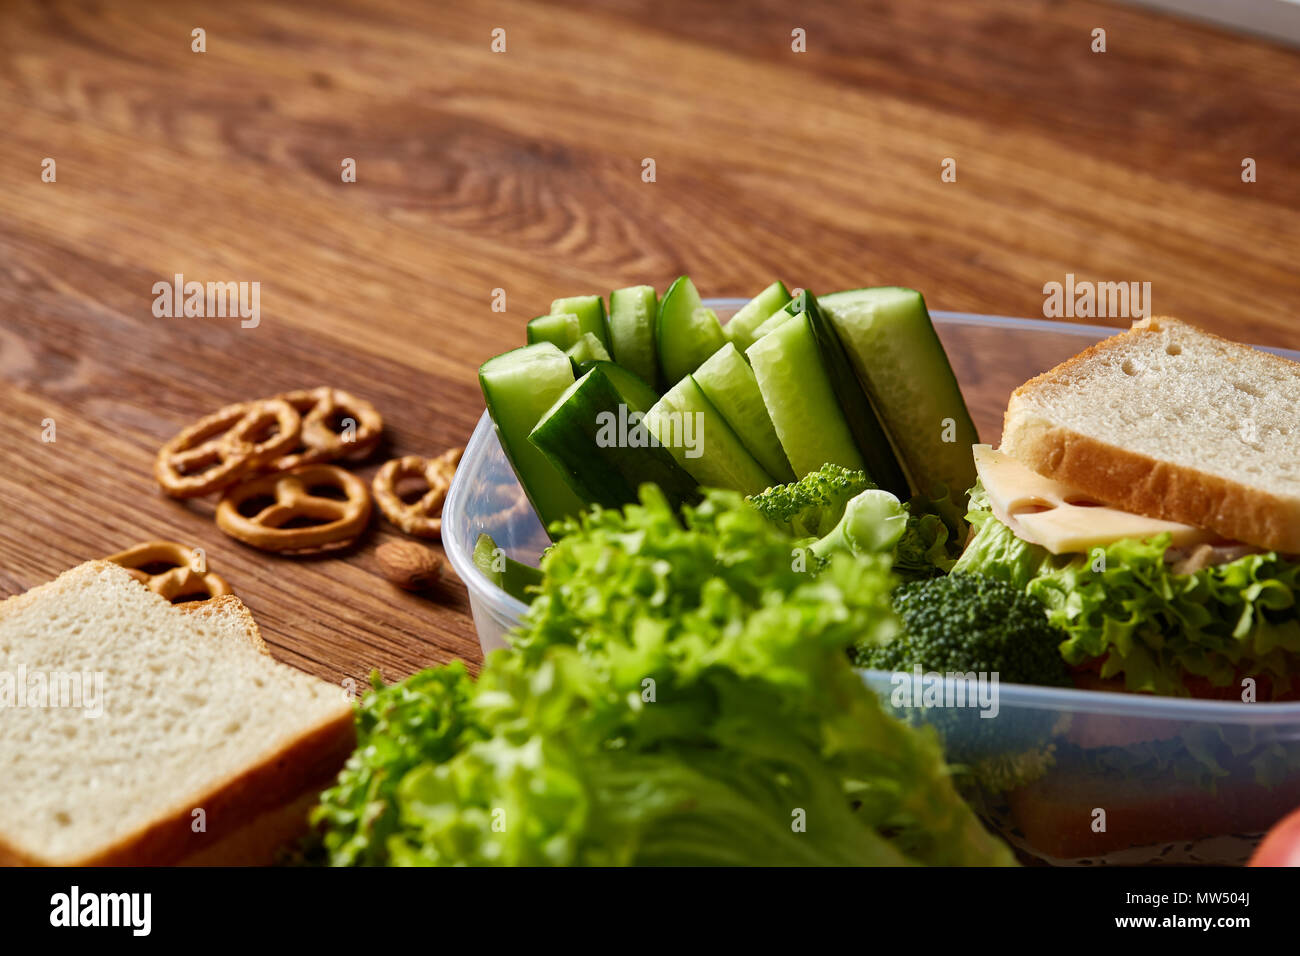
[860,573,1072,794]
[810,489,909,560]
[747,463,873,538]
[857,573,1072,687]
[749,465,964,579]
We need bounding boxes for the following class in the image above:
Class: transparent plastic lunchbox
[443,300,1300,865]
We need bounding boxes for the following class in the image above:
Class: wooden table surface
[1,0,1297,687]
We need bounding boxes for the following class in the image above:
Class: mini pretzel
[107,540,233,603]
[372,448,462,539]
[215,464,372,553]
[155,399,301,498]
[262,387,384,472]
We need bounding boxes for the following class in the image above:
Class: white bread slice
[173,599,337,867]
[176,593,271,655]
[1002,316,1300,553]
[0,562,354,866]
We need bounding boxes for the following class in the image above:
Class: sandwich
[949,315,1300,859]
[954,315,1300,700]
[0,561,354,866]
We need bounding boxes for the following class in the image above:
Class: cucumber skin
[800,293,911,498]
[819,287,978,499]
[746,313,866,478]
[529,366,700,511]
[657,276,727,385]
[644,375,773,497]
[693,343,795,484]
[576,359,660,411]
[608,285,661,389]
[479,344,586,534]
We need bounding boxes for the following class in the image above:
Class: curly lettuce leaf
[892,484,966,583]
[313,486,1015,867]
[953,482,1300,696]
[310,665,486,867]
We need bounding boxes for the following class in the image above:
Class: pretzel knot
[372,447,462,539]
[263,387,384,472]
[215,464,372,553]
[107,540,233,604]
[155,399,301,498]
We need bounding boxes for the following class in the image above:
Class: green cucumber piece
[751,305,796,341]
[565,331,611,366]
[529,364,699,510]
[657,276,727,384]
[644,375,774,496]
[693,343,795,483]
[607,285,660,388]
[723,281,792,352]
[473,533,543,604]
[583,359,661,410]
[746,311,865,477]
[551,295,609,350]
[479,344,586,534]
[800,293,910,498]
[820,287,978,499]
[527,312,580,349]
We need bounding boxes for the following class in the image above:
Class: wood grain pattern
[0,0,1297,686]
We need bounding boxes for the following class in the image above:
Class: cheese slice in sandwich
[1000,315,1300,554]
[972,444,1214,555]
[0,561,354,866]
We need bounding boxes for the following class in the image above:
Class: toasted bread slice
[1002,316,1300,553]
[0,562,353,866]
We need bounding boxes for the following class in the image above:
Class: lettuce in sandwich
[954,478,1300,698]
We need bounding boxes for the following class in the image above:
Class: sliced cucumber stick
[693,343,795,483]
[607,285,660,388]
[479,344,586,534]
[473,533,543,604]
[527,312,581,349]
[746,312,865,477]
[644,376,774,496]
[529,363,699,510]
[657,276,727,385]
[551,295,610,350]
[723,281,792,352]
[751,306,796,342]
[566,331,611,366]
[801,293,910,498]
[820,287,978,498]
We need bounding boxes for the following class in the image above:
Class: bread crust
[0,712,354,867]
[1002,316,1300,553]
[0,562,354,866]
[176,789,324,866]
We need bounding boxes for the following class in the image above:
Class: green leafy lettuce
[312,485,1014,866]
[952,481,1300,697]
